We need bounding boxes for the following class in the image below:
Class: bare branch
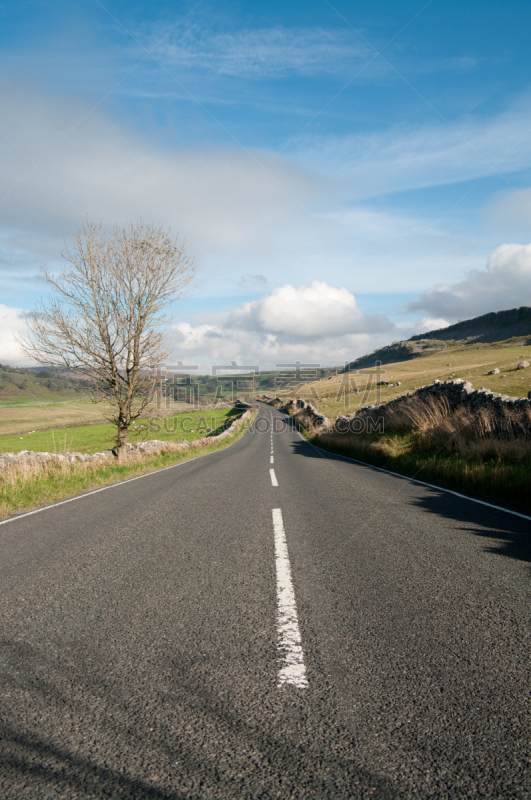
[17,221,195,449]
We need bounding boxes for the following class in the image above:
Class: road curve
[1,401,531,799]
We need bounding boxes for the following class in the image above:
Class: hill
[1,357,341,408]
[164,367,338,403]
[0,364,90,403]
[344,307,531,371]
[409,306,531,343]
[291,340,531,423]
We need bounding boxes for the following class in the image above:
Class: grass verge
[313,432,531,515]
[283,400,531,516]
[0,411,256,520]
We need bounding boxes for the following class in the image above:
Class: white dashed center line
[272,508,308,689]
[270,469,278,487]
[270,455,274,464]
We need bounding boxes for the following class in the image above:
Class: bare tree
[18,221,195,450]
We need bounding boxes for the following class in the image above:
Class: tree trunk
[116,422,129,450]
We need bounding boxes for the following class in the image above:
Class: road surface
[1,402,531,799]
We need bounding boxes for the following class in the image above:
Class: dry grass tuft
[352,393,531,458]
[306,393,531,512]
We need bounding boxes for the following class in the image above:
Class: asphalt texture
[1,401,531,799]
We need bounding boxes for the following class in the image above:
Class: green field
[0,407,241,454]
[0,398,114,436]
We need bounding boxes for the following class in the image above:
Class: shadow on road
[0,636,404,800]
[410,490,531,564]
[0,723,184,800]
[288,438,531,565]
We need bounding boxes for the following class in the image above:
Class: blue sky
[2,0,531,368]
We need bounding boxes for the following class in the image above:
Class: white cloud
[149,27,373,79]
[296,99,531,200]
[0,305,30,365]
[228,281,390,339]
[0,81,498,303]
[0,83,324,279]
[168,322,392,373]
[419,317,451,332]
[166,282,394,371]
[407,243,531,319]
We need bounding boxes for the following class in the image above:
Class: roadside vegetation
[273,339,531,514]
[0,408,254,519]
[311,394,531,514]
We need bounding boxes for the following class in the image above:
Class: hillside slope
[294,341,531,422]
[0,365,89,402]
[410,306,531,343]
[344,306,531,371]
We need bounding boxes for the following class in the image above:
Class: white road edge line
[0,431,247,528]
[265,404,531,524]
[272,508,308,689]
[290,421,531,523]
[270,468,279,487]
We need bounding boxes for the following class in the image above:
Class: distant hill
[409,307,531,344]
[166,367,338,402]
[2,364,340,405]
[344,306,531,371]
[0,364,89,400]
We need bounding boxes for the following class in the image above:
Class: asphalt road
[1,401,531,799]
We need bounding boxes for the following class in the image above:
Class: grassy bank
[314,431,531,514]
[0,411,255,520]
[287,396,531,515]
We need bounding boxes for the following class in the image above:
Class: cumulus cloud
[0,305,30,365]
[407,243,531,319]
[165,282,394,371]
[418,317,451,332]
[168,322,391,373]
[228,281,391,339]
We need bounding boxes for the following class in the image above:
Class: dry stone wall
[259,396,330,430]
[0,409,253,471]
[262,380,531,437]
[334,379,531,436]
